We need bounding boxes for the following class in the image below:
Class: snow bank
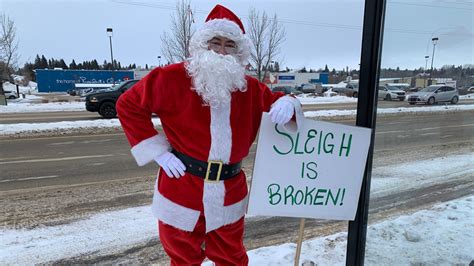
[2,104,473,136]
[235,196,473,266]
[0,155,472,264]
[1,196,470,265]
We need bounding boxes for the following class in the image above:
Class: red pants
[159,215,248,266]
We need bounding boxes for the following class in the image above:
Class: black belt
[171,150,242,182]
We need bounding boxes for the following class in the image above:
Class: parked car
[332,82,359,97]
[386,83,410,91]
[272,85,302,95]
[467,86,474,93]
[407,87,423,93]
[4,90,18,99]
[85,80,139,118]
[298,83,315,93]
[378,85,406,101]
[407,85,459,105]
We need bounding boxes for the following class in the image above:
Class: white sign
[247,113,371,220]
[269,73,276,83]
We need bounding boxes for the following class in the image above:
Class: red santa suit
[116,4,302,266]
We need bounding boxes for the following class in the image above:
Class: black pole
[346,0,386,265]
[424,56,429,87]
[109,35,115,85]
[429,38,438,86]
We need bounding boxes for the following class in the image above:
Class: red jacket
[116,62,298,232]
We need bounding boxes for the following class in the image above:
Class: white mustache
[187,49,247,107]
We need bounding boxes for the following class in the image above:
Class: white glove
[154,152,186,178]
[269,99,294,125]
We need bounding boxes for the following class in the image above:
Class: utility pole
[424,55,429,87]
[429,37,439,86]
[106,28,115,85]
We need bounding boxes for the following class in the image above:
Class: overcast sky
[1,0,472,71]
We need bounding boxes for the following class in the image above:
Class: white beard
[186,49,247,107]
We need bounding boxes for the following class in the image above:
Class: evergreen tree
[69,59,77,69]
[324,64,329,72]
[34,55,41,69]
[145,64,149,70]
[299,67,307,73]
[59,59,68,69]
[21,63,35,82]
[40,55,48,69]
[274,61,280,72]
[91,59,100,70]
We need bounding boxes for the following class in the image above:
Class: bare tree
[160,0,194,64]
[247,8,285,81]
[0,13,19,81]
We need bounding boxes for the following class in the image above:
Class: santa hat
[206,5,245,34]
[189,4,252,65]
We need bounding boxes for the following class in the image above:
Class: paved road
[1,111,473,191]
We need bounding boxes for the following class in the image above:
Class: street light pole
[429,37,439,86]
[106,28,115,85]
[424,55,429,87]
[157,55,162,67]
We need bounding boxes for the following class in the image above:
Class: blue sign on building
[310,73,329,84]
[36,69,134,92]
[278,75,296,81]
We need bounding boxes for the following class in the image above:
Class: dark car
[85,80,139,118]
[272,85,302,95]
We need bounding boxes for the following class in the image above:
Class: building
[35,69,135,92]
[262,72,329,87]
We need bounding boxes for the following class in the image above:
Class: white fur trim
[189,19,252,66]
[203,182,247,233]
[151,178,201,232]
[275,96,304,133]
[208,103,232,163]
[131,134,170,166]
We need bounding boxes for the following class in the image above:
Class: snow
[0,207,157,264]
[0,92,473,263]
[234,196,473,266]
[2,81,38,94]
[1,93,473,114]
[0,101,85,113]
[371,154,473,198]
[1,154,472,264]
[2,104,474,136]
[0,118,162,135]
[297,94,356,104]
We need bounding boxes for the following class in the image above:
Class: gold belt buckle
[205,160,223,182]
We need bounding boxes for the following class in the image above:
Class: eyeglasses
[207,39,238,54]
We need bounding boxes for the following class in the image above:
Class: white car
[4,90,18,99]
[378,85,406,101]
[407,85,459,105]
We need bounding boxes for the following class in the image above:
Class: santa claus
[116,4,302,265]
